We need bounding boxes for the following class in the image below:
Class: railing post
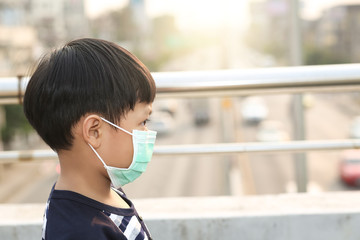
[292,94,308,192]
[290,0,307,193]
[220,97,234,195]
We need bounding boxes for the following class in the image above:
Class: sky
[84,0,360,31]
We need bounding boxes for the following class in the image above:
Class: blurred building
[311,4,360,63]
[0,0,34,76]
[247,0,291,63]
[90,0,151,52]
[130,0,149,38]
[30,0,89,48]
[90,5,135,44]
[0,0,89,76]
[0,0,31,25]
[248,0,360,64]
[0,26,36,76]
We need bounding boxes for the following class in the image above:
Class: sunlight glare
[147,0,249,32]
[173,0,248,31]
[85,0,127,18]
[86,0,250,32]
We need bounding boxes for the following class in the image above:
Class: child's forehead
[132,102,152,115]
[139,102,152,110]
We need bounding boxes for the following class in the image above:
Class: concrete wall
[147,213,360,240]
[2,192,360,240]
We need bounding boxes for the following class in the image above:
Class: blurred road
[1,44,360,203]
[2,92,359,203]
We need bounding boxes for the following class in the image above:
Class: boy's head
[23,38,156,152]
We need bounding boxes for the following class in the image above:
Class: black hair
[23,38,156,151]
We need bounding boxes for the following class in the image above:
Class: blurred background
[1,0,360,203]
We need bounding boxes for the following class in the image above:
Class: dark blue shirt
[42,186,152,240]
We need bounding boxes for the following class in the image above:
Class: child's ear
[82,115,102,148]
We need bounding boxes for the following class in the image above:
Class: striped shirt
[42,186,152,240]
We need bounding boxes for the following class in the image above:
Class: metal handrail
[153,63,360,97]
[1,64,360,104]
[1,139,359,163]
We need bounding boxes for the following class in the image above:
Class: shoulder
[45,204,127,240]
[44,190,127,240]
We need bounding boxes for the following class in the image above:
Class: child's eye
[141,119,150,126]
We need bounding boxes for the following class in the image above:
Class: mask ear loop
[88,143,107,168]
[100,117,133,136]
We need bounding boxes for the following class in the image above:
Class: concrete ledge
[2,192,360,240]
[0,204,43,240]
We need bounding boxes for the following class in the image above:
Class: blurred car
[302,93,315,109]
[146,110,175,136]
[339,149,360,187]
[241,97,268,124]
[189,99,210,126]
[256,120,289,142]
[349,116,360,139]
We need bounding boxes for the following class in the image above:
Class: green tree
[304,45,348,65]
[1,105,33,150]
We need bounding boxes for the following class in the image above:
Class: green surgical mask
[88,117,157,188]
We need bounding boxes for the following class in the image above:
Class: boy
[23,38,157,240]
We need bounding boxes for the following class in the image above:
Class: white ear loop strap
[100,117,133,136]
[88,143,107,167]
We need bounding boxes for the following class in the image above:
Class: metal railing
[153,63,360,97]
[1,63,360,162]
[0,139,360,164]
[2,64,360,103]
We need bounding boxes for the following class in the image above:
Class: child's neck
[55,174,130,209]
[55,149,130,209]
